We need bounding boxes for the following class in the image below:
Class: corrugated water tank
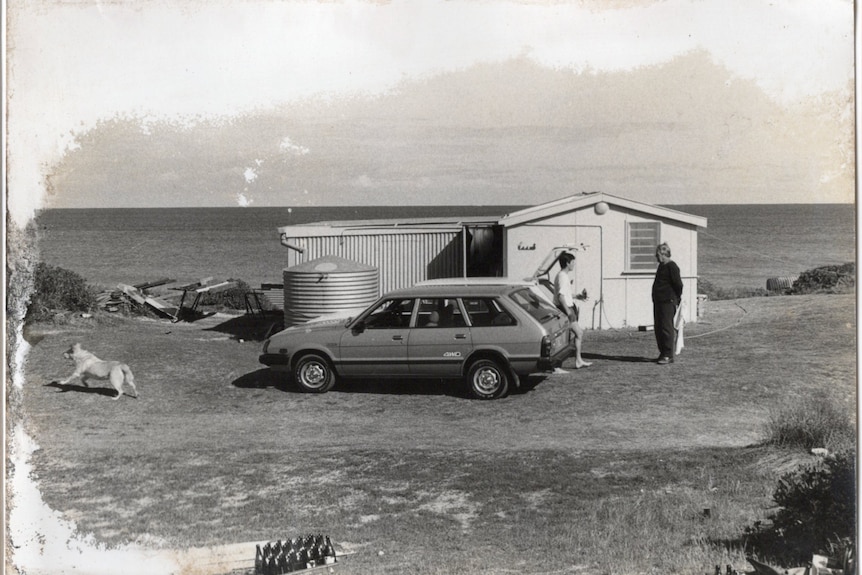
[283,256,380,326]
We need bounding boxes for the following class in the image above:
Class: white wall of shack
[503,203,699,329]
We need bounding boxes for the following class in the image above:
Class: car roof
[384,283,526,298]
[415,277,537,287]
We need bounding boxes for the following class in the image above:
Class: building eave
[499,192,708,228]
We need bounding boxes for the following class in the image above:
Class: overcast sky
[6,0,855,226]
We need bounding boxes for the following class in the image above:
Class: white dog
[60,343,138,400]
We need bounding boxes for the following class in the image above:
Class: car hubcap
[301,363,326,386]
[474,368,500,395]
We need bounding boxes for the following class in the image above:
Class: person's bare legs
[572,322,592,368]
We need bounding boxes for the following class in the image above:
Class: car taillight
[541,335,551,358]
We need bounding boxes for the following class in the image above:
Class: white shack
[276,192,707,329]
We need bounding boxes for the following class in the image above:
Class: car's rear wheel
[293,353,337,393]
[466,358,509,400]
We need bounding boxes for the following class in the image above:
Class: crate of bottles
[255,534,337,574]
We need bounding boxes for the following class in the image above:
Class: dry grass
[11,294,856,574]
[762,392,855,451]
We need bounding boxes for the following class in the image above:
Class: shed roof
[499,192,708,228]
[277,215,499,236]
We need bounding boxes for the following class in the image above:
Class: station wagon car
[259,283,575,399]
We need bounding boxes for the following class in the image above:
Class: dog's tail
[121,365,139,398]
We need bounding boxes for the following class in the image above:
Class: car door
[338,298,414,377]
[408,298,473,377]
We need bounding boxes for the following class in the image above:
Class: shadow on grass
[511,375,546,394]
[204,314,284,342]
[232,369,481,398]
[332,377,465,397]
[329,373,550,397]
[44,381,119,398]
[232,368,291,392]
[582,352,655,363]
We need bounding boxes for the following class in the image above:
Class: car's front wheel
[293,353,337,393]
[466,358,509,400]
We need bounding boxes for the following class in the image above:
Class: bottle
[277,551,289,574]
[262,544,273,575]
[323,536,337,564]
[288,549,302,572]
[266,554,277,575]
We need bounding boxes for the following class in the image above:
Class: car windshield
[508,288,561,323]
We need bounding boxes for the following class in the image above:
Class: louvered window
[627,222,660,271]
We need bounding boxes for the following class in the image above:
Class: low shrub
[697,278,767,301]
[791,263,855,294]
[761,393,855,451]
[745,450,856,567]
[27,263,98,322]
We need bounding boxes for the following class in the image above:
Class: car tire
[466,358,509,400]
[293,353,337,393]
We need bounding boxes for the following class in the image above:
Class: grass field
[10,293,856,575]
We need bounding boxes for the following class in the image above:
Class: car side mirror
[351,320,366,334]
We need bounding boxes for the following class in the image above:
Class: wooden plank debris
[117,283,181,322]
[170,277,238,318]
[133,278,176,291]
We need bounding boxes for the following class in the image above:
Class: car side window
[416,298,466,328]
[364,298,415,329]
[462,298,515,327]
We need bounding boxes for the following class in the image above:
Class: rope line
[686,302,748,339]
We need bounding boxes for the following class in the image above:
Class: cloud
[279,137,310,156]
[40,53,855,208]
[236,192,254,207]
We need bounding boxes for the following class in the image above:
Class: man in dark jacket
[652,242,683,364]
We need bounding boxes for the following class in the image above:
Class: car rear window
[462,298,515,327]
[508,288,561,323]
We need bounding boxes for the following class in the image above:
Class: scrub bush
[27,263,97,321]
[198,278,252,310]
[748,394,856,567]
[745,450,856,567]
[791,263,855,294]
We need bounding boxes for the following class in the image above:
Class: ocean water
[31,204,855,291]
[678,204,855,289]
